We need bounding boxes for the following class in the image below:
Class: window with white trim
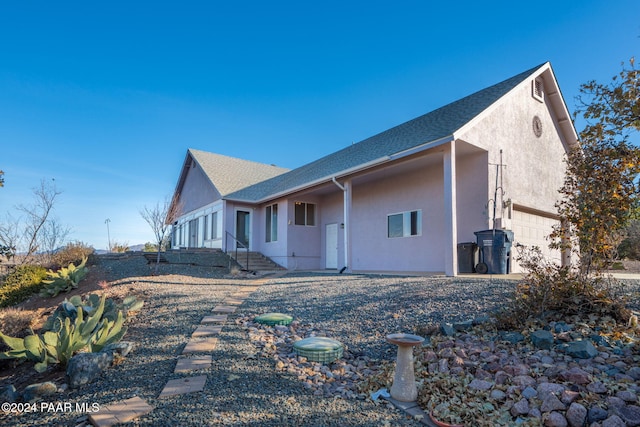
[294,202,316,226]
[387,210,422,238]
[266,204,278,242]
[211,212,220,240]
[203,215,208,241]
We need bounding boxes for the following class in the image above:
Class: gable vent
[532,78,544,102]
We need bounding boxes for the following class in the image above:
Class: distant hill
[95,243,146,254]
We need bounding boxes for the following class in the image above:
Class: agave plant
[39,257,89,298]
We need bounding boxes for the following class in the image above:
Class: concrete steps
[229,251,285,271]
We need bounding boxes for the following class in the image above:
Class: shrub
[495,246,630,329]
[110,241,129,253]
[143,242,158,252]
[39,257,88,298]
[0,265,47,308]
[51,241,95,269]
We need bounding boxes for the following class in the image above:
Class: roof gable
[227,63,561,202]
[174,149,289,200]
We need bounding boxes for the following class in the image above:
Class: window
[203,215,208,241]
[266,204,278,242]
[294,202,315,226]
[211,212,219,239]
[387,210,422,238]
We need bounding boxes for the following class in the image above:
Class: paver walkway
[88,275,272,427]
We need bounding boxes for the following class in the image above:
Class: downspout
[332,177,349,273]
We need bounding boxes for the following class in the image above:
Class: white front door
[325,223,338,269]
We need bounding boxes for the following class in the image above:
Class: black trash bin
[474,229,514,274]
[457,242,478,274]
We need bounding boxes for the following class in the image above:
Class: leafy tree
[551,59,640,276]
[140,194,182,274]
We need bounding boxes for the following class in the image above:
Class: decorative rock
[538,382,566,400]
[588,407,609,423]
[490,389,506,400]
[560,367,591,385]
[453,320,473,331]
[544,411,568,427]
[499,331,525,344]
[554,321,571,333]
[541,394,566,413]
[616,390,638,403]
[619,405,640,427]
[587,381,607,394]
[561,390,580,405]
[22,382,58,401]
[468,379,493,391]
[522,386,538,399]
[510,398,529,417]
[602,415,627,427]
[440,323,455,336]
[66,351,114,388]
[565,340,598,359]
[531,330,554,350]
[1,385,19,403]
[512,375,537,387]
[627,367,640,380]
[101,341,133,357]
[566,402,587,427]
[606,397,626,411]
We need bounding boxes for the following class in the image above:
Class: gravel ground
[3,254,640,426]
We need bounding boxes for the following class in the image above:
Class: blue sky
[1,1,638,250]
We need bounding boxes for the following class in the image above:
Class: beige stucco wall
[457,80,568,217]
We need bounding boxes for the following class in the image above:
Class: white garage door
[511,209,561,272]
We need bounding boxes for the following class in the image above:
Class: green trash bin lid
[293,337,344,363]
[254,312,293,326]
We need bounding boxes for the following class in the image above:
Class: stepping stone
[191,325,222,337]
[182,337,218,354]
[212,305,237,313]
[238,286,260,292]
[89,396,154,427]
[174,356,212,373]
[201,314,227,324]
[231,291,253,298]
[224,298,244,306]
[159,375,207,398]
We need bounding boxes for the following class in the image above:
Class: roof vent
[532,78,544,102]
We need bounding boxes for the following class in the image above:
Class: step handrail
[225,231,250,270]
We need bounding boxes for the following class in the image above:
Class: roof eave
[225,135,455,204]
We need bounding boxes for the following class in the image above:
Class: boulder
[531,330,554,350]
[588,406,609,423]
[541,394,566,413]
[66,352,113,389]
[1,385,19,403]
[101,341,133,357]
[22,382,57,401]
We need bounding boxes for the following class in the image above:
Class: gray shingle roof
[225,63,546,202]
[188,149,289,196]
